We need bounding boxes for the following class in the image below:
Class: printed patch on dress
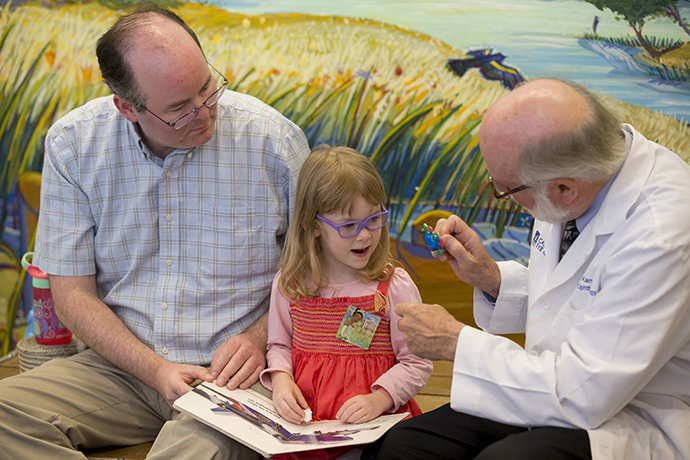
[336,305,381,350]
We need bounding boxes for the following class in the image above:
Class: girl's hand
[336,389,394,424]
[271,371,310,424]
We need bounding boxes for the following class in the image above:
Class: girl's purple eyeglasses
[316,203,388,238]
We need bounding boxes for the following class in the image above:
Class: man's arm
[50,274,214,406]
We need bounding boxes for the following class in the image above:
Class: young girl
[260,145,433,460]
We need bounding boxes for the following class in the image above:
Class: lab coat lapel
[527,220,561,296]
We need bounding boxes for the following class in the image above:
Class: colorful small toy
[421,223,444,256]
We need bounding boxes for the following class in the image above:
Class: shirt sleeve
[279,119,310,245]
[34,122,97,276]
[371,268,434,412]
[260,272,295,390]
[473,260,529,334]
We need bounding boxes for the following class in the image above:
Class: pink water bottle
[21,252,72,345]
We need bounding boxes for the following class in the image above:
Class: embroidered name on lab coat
[532,230,547,257]
[577,277,597,296]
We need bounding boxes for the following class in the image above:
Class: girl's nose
[356,226,372,240]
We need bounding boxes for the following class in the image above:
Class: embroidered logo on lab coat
[532,230,547,256]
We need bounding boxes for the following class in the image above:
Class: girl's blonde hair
[279,145,399,301]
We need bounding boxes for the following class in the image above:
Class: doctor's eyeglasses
[489,176,532,201]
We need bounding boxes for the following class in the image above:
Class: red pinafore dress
[274,280,422,460]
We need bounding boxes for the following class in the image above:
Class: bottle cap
[21,252,50,289]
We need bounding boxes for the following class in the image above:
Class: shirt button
[541,299,551,310]
[161,302,168,310]
[530,350,539,356]
[166,170,172,178]
[166,214,172,222]
[162,347,169,355]
[188,153,193,159]
[166,259,173,266]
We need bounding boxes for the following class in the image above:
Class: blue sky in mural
[212,0,690,122]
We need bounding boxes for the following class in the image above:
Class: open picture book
[173,381,408,458]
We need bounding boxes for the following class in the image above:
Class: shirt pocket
[198,205,252,283]
[197,204,283,287]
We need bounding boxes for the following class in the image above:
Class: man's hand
[210,312,268,389]
[395,303,465,361]
[152,361,214,407]
[271,371,310,424]
[210,332,266,390]
[435,215,501,298]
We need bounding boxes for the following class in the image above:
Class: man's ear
[113,95,140,123]
[549,178,579,207]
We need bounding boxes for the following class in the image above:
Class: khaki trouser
[0,349,263,460]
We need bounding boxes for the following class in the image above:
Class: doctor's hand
[211,313,268,390]
[395,302,465,362]
[435,215,501,298]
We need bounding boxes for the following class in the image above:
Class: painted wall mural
[1,0,689,341]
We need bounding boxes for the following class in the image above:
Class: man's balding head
[96,4,204,110]
[479,78,625,186]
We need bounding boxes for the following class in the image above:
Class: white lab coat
[451,125,690,460]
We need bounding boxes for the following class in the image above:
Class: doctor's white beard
[526,185,570,224]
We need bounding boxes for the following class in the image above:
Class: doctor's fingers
[395,303,462,361]
[396,302,443,335]
[435,215,475,242]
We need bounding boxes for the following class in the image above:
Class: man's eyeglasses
[143,62,229,130]
[316,203,388,238]
[489,176,531,201]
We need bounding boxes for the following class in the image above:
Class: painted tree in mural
[661,0,690,37]
[583,0,676,58]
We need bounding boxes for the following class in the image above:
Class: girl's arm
[259,273,295,390]
[372,268,434,411]
[260,272,311,423]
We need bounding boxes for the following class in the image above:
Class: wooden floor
[0,243,521,459]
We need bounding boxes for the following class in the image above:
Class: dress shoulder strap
[374,278,391,313]
[376,279,391,296]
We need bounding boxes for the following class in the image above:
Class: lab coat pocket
[568,275,599,317]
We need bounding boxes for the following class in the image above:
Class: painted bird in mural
[446,49,525,90]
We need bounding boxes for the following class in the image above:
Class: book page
[173,381,408,457]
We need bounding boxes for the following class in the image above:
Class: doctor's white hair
[517,78,627,185]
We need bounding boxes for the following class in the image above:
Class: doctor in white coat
[363,78,690,460]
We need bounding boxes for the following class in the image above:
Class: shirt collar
[129,121,197,165]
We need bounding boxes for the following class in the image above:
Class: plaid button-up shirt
[35,92,310,365]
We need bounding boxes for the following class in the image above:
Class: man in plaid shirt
[0,5,309,459]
